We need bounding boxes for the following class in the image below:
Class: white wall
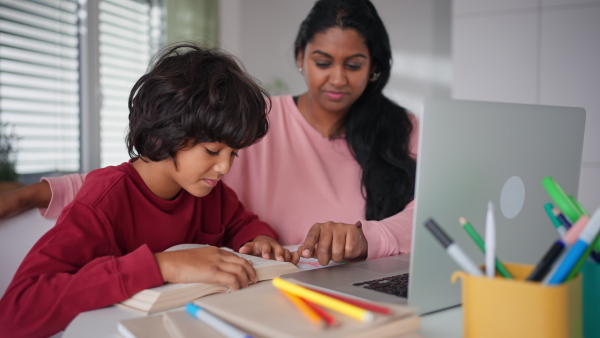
[219,0,452,118]
[453,0,600,212]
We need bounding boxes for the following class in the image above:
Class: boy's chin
[186,186,214,198]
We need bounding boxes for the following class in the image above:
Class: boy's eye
[206,149,219,156]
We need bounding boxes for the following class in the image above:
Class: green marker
[570,195,590,217]
[544,203,567,238]
[459,217,513,279]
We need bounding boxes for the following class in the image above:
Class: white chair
[0,209,56,297]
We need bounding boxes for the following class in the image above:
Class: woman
[0,0,418,265]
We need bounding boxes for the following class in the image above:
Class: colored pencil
[302,285,393,315]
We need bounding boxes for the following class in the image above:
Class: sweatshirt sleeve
[218,182,279,251]
[358,200,415,259]
[39,173,88,219]
[0,201,164,338]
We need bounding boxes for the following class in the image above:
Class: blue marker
[546,209,600,285]
[186,303,253,338]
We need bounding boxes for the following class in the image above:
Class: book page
[284,244,347,271]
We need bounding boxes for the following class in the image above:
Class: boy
[0,43,293,337]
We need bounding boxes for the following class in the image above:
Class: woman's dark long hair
[295,0,416,220]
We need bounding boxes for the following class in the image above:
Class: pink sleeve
[358,200,415,259]
[358,114,420,259]
[39,173,88,219]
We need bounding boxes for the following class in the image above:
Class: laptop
[282,98,586,315]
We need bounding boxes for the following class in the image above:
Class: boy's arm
[0,202,163,338]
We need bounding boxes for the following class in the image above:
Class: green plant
[0,122,19,181]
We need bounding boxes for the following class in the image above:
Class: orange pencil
[281,290,326,328]
[300,297,338,327]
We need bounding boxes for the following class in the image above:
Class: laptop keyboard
[352,273,409,298]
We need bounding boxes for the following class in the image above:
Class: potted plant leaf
[0,122,21,192]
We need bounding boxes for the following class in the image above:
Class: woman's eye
[346,64,362,70]
[316,62,330,68]
[206,149,219,156]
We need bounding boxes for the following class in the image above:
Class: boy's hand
[154,246,256,291]
[298,221,368,266]
[239,235,298,264]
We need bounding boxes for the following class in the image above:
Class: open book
[118,244,300,314]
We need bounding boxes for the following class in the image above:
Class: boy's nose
[214,158,232,175]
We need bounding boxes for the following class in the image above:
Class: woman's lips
[324,91,347,100]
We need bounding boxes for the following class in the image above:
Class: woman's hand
[0,181,52,219]
[239,235,298,264]
[298,222,368,266]
[154,246,256,291]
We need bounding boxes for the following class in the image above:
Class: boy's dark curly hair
[126,43,270,162]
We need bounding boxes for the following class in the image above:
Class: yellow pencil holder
[452,262,582,338]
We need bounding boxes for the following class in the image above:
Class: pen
[542,176,582,224]
[424,218,483,277]
[547,209,600,285]
[460,217,512,279]
[553,207,572,230]
[272,278,375,322]
[526,215,589,281]
[544,203,567,238]
[185,303,253,338]
[281,290,326,328]
[564,209,600,281]
[301,285,393,315]
[485,202,496,278]
[570,195,590,217]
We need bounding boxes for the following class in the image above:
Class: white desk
[63,302,463,337]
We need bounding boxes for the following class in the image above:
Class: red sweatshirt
[0,162,278,337]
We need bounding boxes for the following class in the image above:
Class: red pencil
[302,286,393,315]
[299,297,338,327]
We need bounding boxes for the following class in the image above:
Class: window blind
[98,0,156,167]
[0,0,80,174]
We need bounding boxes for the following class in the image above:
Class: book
[191,282,420,338]
[117,282,420,338]
[117,244,301,314]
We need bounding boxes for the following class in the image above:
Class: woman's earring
[298,67,303,73]
[369,72,381,82]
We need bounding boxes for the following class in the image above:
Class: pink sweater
[41,95,419,259]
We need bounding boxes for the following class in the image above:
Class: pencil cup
[451,262,582,338]
[583,260,600,338]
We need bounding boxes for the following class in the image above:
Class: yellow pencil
[272,278,375,322]
[281,290,326,328]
